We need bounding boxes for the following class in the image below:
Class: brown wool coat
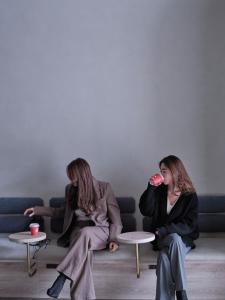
[34,178,123,246]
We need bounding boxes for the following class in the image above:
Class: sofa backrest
[0,197,44,233]
[49,197,136,234]
[142,195,225,233]
[198,195,225,232]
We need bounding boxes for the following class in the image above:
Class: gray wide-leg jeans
[155,233,191,300]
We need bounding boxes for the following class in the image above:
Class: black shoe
[176,290,188,300]
[47,273,67,298]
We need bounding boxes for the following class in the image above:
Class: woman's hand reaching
[109,241,119,253]
[24,207,35,217]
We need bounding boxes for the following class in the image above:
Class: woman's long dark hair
[159,155,196,194]
[66,158,96,214]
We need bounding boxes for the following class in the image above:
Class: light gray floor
[0,260,225,299]
[1,235,225,299]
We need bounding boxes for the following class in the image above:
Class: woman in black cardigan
[139,155,198,300]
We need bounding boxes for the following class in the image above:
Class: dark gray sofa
[0,196,137,265]
[1,195,225,300]
[0,197,45,233]
[49,196,136,234]
[2,194,225,265]
[198,195,225,232]
[0,196,136,235]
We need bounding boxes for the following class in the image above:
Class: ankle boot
[47,273,67,298]
[176,290,188,300]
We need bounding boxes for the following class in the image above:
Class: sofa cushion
[49,197,136,234]
[120,214,136,233]
[198,195,225,232]
[0,198,44,233]
[116,197,135,214]
[198,195,225,213]
[199,213,225,232]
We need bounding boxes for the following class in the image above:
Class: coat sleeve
[158,193,198,238]
[105,183,123,242]
[33,186,68,218]
[139,183,158,217]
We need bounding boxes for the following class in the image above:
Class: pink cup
[150,173,164,186]
[29,223,40,236]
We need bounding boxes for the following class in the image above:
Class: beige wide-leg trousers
[57,225,109,300]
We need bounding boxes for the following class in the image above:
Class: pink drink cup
[29,223,39,235]
[150,173,164,185]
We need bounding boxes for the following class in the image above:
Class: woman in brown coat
[24,158,122,300]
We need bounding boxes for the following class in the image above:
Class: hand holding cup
[149,173,164,186]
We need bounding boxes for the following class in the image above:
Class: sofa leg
[46,263,58,269]
[148,264,157,269]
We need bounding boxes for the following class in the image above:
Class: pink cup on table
[29,223,40,236]
[150,173,164,186]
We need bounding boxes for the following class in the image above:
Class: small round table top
[117,231,155,244]
[8,231,46,244]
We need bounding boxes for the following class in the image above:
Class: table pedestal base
[26,243,37,277]
[135,244,140,278]
[117,231,155,279]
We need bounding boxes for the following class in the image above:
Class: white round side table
[117,231,155,278]
[9,231,46,277]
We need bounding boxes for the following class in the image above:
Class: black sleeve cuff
[158,226,168,238]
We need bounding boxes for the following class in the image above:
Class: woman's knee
[167,233,182,245]
[78,227,92,238]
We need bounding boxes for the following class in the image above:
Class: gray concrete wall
[1,0,225,226]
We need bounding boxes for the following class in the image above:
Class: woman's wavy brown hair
[66,158,96,214]
[159,155,196,194]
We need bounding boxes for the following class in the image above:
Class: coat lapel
[92,177,101,202]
